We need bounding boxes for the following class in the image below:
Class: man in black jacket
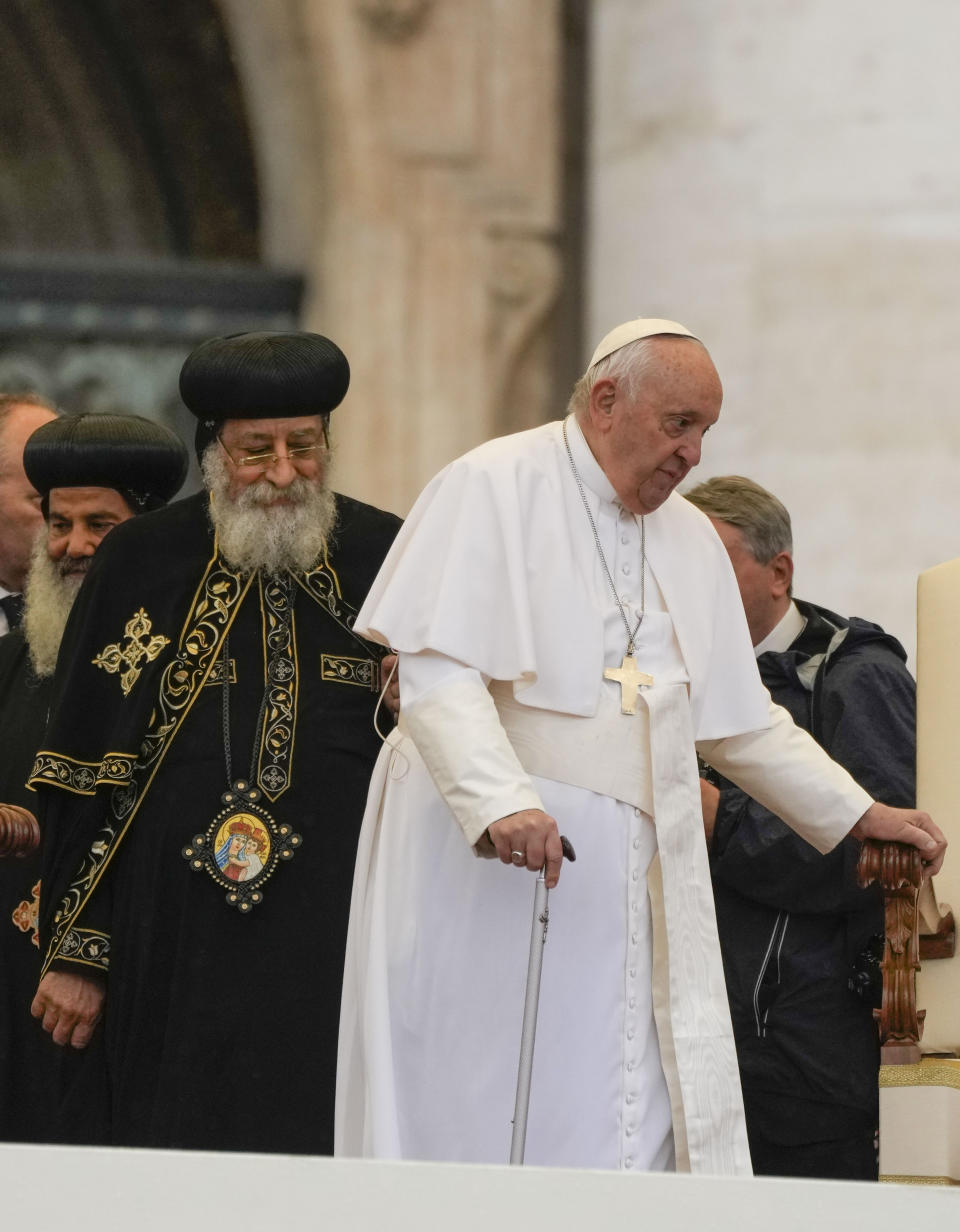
[686,475,915,1181]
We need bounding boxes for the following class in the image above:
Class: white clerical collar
[565,415,620,505]
[753,600,805,658]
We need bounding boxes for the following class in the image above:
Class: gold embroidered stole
[37,542,383,974]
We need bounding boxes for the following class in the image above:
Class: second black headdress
[24,412,189,514]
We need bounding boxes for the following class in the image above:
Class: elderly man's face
[47,487,135,583]
[23,483,135,679]
[589,339,722,516]
[203,412,337,576]
[0,402,57,591]
[217,415,326,502]
[708,517,790,647]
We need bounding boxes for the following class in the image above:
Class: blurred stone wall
[2,0,582,514]
[223,0,579,513]
[588,0,960,660]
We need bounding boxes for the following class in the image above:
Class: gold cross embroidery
[92,608,170,696]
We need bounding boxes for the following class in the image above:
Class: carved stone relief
[0,1,575,520]
[276,0,571,512]
[486,224,563,435]
[354,0,433,42]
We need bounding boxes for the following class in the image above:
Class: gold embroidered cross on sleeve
[320,653,378,690]
[92,608,170,696]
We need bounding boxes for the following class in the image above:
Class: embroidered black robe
[0,630,67,1141]
[33,491,400,1153]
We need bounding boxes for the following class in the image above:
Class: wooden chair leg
[857,839,924,1063]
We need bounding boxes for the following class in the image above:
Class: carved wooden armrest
[0,803,40,858]
[857,839,925,1063]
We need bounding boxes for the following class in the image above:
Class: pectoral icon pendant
[604,653,654,715]
[182,780,303,913]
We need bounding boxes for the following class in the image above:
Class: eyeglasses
[217,433,327,471]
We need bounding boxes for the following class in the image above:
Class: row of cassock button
[621,806,647,1169]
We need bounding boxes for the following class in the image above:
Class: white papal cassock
[335,418,872,1174]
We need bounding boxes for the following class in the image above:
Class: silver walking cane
[510,834,576,1165]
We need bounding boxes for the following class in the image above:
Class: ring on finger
[510,850,525,865]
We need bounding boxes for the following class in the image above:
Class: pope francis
[335,319,945,1175]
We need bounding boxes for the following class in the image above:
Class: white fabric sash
[494,676,751,1174]
[489,679,654,815]
[643,683,752,1175]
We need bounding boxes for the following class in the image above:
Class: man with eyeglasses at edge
[30,333,401,1154]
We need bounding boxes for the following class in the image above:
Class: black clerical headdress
[179,331,350,460]
[23,413,189,515]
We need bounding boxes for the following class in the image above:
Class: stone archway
[0,0,301,485]
[0,0,580,513]
[0,0,259,259]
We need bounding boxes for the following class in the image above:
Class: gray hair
[566,335,709,419]
[0,391,58,423]
[0,392,59,471]
[684,475,793,563]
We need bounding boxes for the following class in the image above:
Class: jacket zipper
[752,911,790,1037]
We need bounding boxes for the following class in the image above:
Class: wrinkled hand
[380,654,400,720]
[851,803,947,876]
[31,971,105,1049]
[699,778,720,844]
[487,809,565,888]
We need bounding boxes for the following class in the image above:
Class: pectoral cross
[604,653,653,716]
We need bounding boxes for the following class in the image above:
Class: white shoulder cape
[356,419,770,740]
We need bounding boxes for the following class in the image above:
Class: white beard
[201,446,338,576]
[22,534,88,679]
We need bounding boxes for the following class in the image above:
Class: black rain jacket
[705,599,915,1141]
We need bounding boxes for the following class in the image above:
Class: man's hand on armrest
[850,802,947,876]
[31,971,106,1050]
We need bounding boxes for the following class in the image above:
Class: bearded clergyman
[29,333,401,1154]
[0,410,187,1143]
